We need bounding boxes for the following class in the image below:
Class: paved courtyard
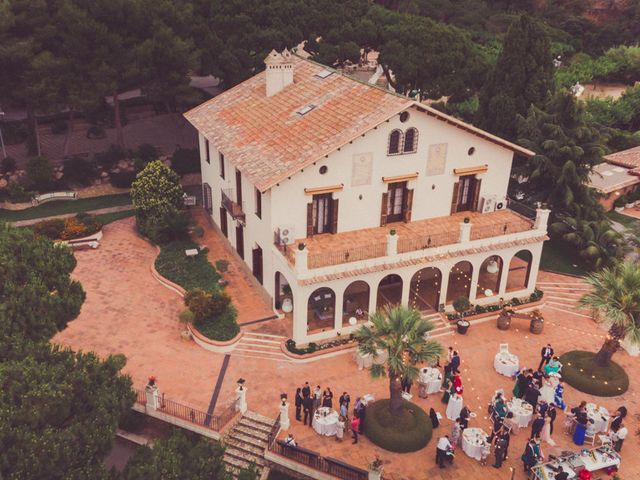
[53,218,639,479]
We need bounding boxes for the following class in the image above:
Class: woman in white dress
[539,375,555,404]
[540,415,556,446]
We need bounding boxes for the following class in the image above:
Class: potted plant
[215,259,229,286]
[281,284,293,313]
[178,309,194,339]
[463,217,470,224]
[368,456,383,480]
[625,192,635,209]
[614,195,626,212]
[452,296,471,334]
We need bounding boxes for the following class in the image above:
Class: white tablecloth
[461,427,488,461]
[493,352,519,377]
[507,398,533,427]
[312,407,340,436]
[355,350,389,370]
[580,448,620,471]
[586,405,610,433]
[446,394,464,421]
[419,367,443,394]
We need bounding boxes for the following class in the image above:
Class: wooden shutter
[450,182,459,215]
[380,192,389,226]
[403,188,414,223]
[330,198,339,234]
[472,179,482,211]
[306,202,314,237]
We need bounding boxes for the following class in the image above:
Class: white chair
[584,424,597,446]
[499,344,509,354]
[401,391,413,401]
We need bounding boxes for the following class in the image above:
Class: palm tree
[354,305,443,416]
[578,261,640,367]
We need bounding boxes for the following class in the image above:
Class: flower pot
[625,203,635,209]
[282,297,293,313]
[456,320,470,335]
[614,206,625,213]
[368,469,382,480]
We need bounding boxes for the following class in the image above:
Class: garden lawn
[540,241,587,277]
[154,240,221,292]
[0,193,131,222]
[94,209,135,225]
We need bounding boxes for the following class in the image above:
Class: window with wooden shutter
[450,182,459,215]
[403,188,414,222]
[330,198,339,234]
[205,139,211,164]
[388,130,402,155]
[306,203,314,237]
[380,192,389,226]
[472,178,482,211]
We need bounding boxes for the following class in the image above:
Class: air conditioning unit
[481,195,496,213]
[495,197,508,210]
[277,225,295,245]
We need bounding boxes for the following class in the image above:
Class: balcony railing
[397,230,460,253]
[221,189,245,221]
[309,242,387,269]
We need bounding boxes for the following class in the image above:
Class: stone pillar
[368,469,382,480]
[295,245,308,272]
[468,261,480,303]
[279,400,290,430]
[386,232,398,256]
[145,382,160,410]
[459,221,471,243]
[236,385,248,414]
[535,208,551,232]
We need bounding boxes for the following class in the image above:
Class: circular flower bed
[559,350,629,397]
[364,399,432,453]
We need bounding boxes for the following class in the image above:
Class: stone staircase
[223,410,277,478]
[423,312,455,338]
[233,332,292,362]
[537,280,593,319]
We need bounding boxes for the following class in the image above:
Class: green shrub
[110,170,137,188]
[62,156,97,186]
[33,218,65,239]
[75,213,102,236]
[118,410,147,432]
[155,240,220,292]
[6,181,33,203]
[215,259,229,273]
[559,351,629,396]
[171,148,200,176]
[285,340,317,355]
[179,309,195,325]
[364,399,432,453]
[1,156,16,174]
[184,288,231,320]
[193,305,239,341]
[135,144,158,165]
[26,156,53,191]
[95,145,126,170]
[614,195,627,208]
[452,296,471,314]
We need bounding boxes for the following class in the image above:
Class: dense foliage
[0,225,85,344]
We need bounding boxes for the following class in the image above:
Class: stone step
[238,418,273,433]
[225,437,266,457]
[232,352,294,363]
[244,410,277,427]
[234,347,288,357]
[224,449,265,468]
[237,336,282,345]
[225,445,265,465]
[227,431,268,450]
[234,425,270,442]
[235,340,282,349]
[243,332,287,339]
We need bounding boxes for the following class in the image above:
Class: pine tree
[475,15,554,140]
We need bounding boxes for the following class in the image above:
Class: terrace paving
[53,217,639,480]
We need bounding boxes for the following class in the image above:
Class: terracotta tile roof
[603,146,640,169]
[184,54,534,192]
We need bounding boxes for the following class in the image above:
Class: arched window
[476,255,503,298]
[388,130,402,155]
[307,287,336,333]
[446,261,473,304]
[377,274,403,310]
[506,250,533,291]
[409,267,442,312]
[343,281,370,326]
[403,128,418,153]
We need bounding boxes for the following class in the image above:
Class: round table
[312,407,340,436]
[446,394,464,421]
[461,427,489,461]
[507,398,533,427]
[585,404,609,433]
[493,352,519,377]
[418,367,443,395]
[355,350,389,370]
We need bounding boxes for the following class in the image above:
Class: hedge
[364,399,432,453]
[559,350,629,397]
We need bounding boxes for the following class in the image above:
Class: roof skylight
[297,104,316,116]
[315,69,334,79]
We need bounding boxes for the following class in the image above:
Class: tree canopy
[0,225,85,345]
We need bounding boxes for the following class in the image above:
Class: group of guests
[293,383,367,444]
[441,348,463,403]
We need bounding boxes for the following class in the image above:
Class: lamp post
[0,108,7,159]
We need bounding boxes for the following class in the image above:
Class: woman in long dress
[540,415,556,446]
[539,375,555,404]
[450,419,462,446]
[554,380,567,411]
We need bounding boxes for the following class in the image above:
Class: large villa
[185,49,550,345]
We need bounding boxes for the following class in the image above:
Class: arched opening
[476,255,503,298]
[274,271,293,311]
[403,127,418,153]
[307,287,336,333]
[507,250,533,291]
[342,281,370,326]
[377,274,403,311]
[409,267,442,312]
[388,130,402,155]
[446,261,473,304]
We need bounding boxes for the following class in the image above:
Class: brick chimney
[264,49,293,97]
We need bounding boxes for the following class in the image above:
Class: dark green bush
[171,148,200,176]
[193,306,239,341]
[452,296,471,314]
[184,288,231,320]
[154,240,220,292]
[135,144,158,164]
[285,340,318,355]
[1,156,16,174]
[6,181,33,203]
[95,144,126,170]
[32,218,65,239]
[110,170,137,188]
[62,156,97,186]
[26,156,53,191]
[559,351,629,396]
[119,410,147,432]
[364,399,432,453]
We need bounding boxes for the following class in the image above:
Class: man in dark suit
[522,439,538,473]
[531,414,545,438]
[450,351,461,373]
[524,384,541,408]
[548,404,557,435]
[538,344,554,371]
[493,434,508,468]
[302,381,311,399]
[302,395,314,426]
